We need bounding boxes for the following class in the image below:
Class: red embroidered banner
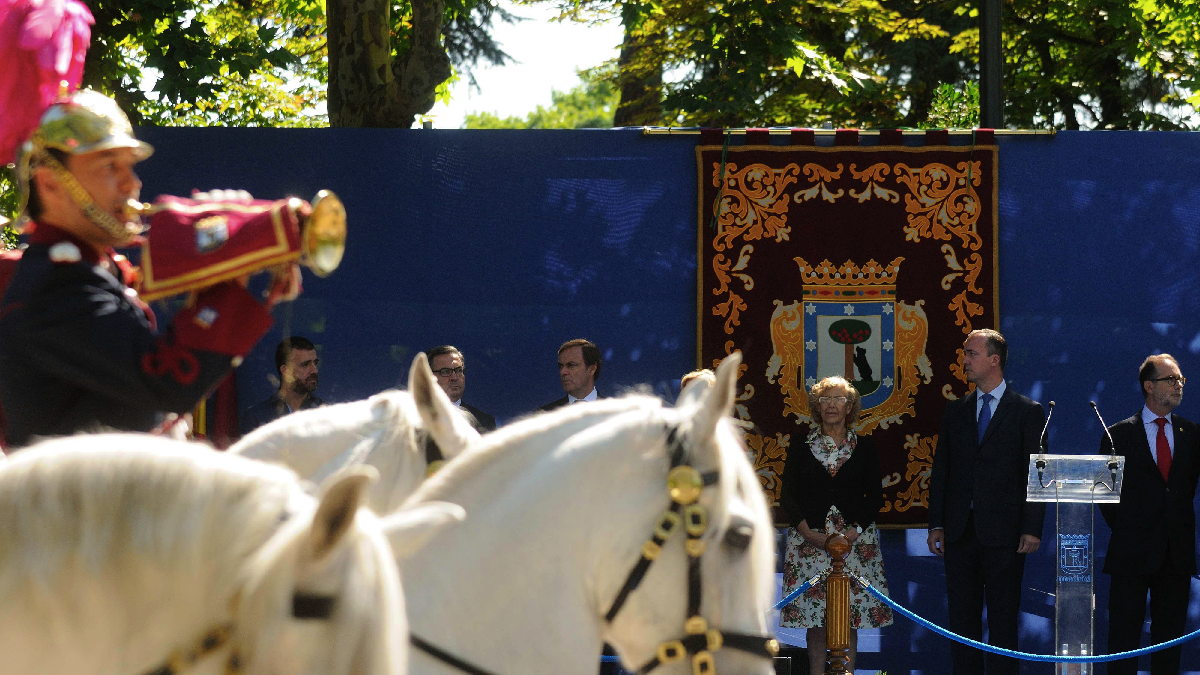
[697,143,998,527]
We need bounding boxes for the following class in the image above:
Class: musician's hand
[191,189,253,202]
[266,264,302,307]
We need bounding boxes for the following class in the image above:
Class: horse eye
[723,516,754,551]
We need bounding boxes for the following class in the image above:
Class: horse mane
[0,435,300,591]
[409,394,662,504]
[233,390,429,479]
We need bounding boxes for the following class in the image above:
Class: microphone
[1091,401,1120,490]
[1039,401,1056,453]
[1091,401,1117,456]
[1034,401,1054,486]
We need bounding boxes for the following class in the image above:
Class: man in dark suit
[1100,353,1199,675]
[927,329,1046,674]
[539,338,602,411]
[425,345,496,431]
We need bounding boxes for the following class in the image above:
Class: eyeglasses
[1150,375,1186,386]
[432,366,465,378]
[818,396,849,405]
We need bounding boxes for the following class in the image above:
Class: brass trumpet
[129,191,346,302]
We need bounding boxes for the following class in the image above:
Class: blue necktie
[978,392,993,444]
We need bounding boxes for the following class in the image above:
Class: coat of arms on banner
[698,143,999,527]
[767,257,931,433]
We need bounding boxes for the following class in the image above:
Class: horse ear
[380,501,466,560]
[409,353,481,460]
[310,466,378,561]
[676,371,714,408]
[691,352,741,447]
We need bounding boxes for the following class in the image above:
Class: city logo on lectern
[1058,533,1091,581]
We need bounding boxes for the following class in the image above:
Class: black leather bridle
[603,426,779,675]
[411,425,779,675]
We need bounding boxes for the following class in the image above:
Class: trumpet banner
[697,143,998,527]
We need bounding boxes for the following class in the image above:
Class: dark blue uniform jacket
[0,223,273,449]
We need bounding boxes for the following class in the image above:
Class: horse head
[597,351,778,675]
[0,436,463,675]
[232,465,465,675]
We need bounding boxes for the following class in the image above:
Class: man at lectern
[927,329,1046,674]
[1099,353,1200,675]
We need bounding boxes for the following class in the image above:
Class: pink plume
[0,0,93,166]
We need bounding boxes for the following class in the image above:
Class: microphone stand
[1091,401,1119,492]
[1036,401,1055,488]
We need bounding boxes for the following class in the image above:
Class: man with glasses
[927,328,1046,674]
[425,345,495,431]
[1100,353,1199,675]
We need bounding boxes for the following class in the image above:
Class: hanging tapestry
[698,140,998,527]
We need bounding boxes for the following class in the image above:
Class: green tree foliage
[464,67,619,128]
[923,81,980,128]
[80,0,515,127]
[546,0,1198,129]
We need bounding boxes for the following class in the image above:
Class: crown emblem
[795,256,904,301]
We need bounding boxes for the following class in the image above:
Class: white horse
[400,352,779,675]
[0,434,463,675]
[231,354,480,514]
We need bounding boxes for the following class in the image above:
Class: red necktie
[1154,417,1172,481]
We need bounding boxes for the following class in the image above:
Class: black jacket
[1099,413,1200,576]
[0,224,273,449]
[780,430,884,530]
[927,386,1046,547]
[460,402,496,431]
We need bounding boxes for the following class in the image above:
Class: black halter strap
[603,426,778,674]
[292,592,337,620]
[411,635,499,675]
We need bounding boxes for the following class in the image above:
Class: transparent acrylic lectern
[1027,454,1125,674]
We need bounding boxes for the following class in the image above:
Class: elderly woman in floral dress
[779,375,892,673]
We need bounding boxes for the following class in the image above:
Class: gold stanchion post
[824,533,852,675]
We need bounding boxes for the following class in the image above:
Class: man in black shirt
[241,336,324,434]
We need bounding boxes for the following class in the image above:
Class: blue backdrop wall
[133,126,1200,673]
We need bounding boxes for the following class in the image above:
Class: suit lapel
[979,387,1014,449]
[1127,414,1163,484]
[963,390,980,448]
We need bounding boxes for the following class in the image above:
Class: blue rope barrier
[849,572,1200,663]
[773,572,823,611]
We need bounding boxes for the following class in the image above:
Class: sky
[424,1,624,129]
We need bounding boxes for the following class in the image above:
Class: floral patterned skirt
[779,506,894,629]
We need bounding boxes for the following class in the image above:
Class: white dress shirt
[568,388,598,404]
[1141,405,1175,459]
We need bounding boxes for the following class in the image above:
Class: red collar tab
[28,223,105,265]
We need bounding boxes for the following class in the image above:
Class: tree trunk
[327,0,452,128]
[613,19,663,127]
